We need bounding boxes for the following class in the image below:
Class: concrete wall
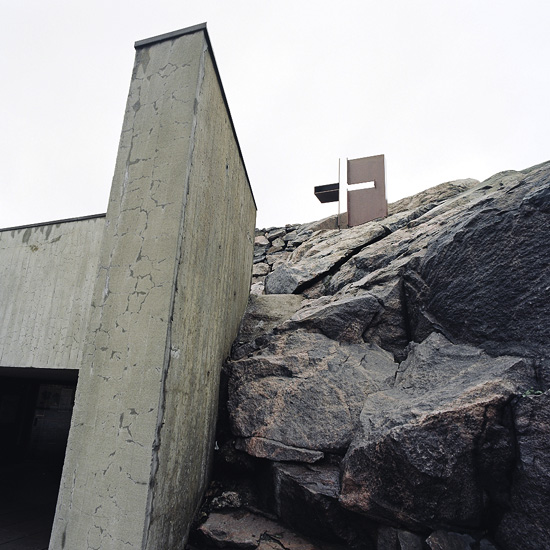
[144,38,256,550]
[50,25,256,550]
[0,216,104,370]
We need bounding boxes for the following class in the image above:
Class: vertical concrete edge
[141,32,208,549]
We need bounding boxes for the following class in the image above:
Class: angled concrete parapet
[50,24,256,549]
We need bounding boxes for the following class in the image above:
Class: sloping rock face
[404,167,550,359]
[187,162,550,550]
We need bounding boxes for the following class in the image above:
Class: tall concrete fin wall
[142,31,256,549]
[50,25,256,550]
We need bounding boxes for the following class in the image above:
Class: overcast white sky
[1,0,549,230]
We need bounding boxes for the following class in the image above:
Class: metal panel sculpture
[347,154,387,226]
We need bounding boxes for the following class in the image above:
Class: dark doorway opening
[0,368,78,550]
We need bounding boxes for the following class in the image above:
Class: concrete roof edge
[0,213,106,233]
[134,23,207,49]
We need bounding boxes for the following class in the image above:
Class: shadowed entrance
[0,369,77,549]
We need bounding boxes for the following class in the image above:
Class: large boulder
[404,165,550,359]
[340,333,536,531]
[227,330,397,457]
[495,391,550,550]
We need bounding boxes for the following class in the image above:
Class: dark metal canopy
[314,183,339,203]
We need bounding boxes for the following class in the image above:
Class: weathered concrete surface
[0,216,104,369]
[145,37,256,549]
[51,25,255,550]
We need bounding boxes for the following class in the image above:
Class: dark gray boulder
[404,165,550,359]
[271,462,377,549]
[339,333,535,531]
[495,391,550,550]
[227,330,397,456]
[190,161,550,550]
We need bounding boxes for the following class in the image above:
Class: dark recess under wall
[0,368,78,549]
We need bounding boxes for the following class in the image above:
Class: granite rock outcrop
[187,161,550,550]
